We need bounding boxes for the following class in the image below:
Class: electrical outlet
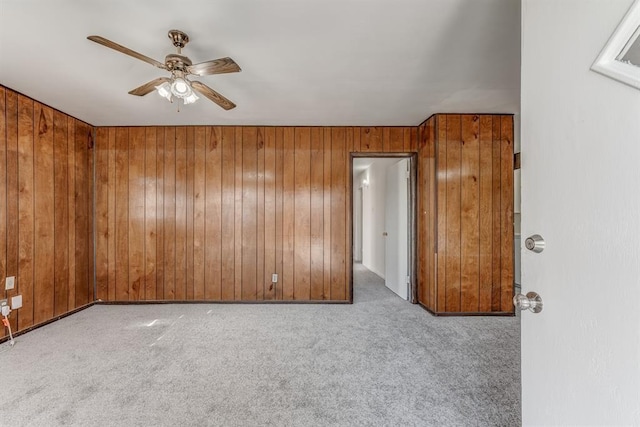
[0,299,8,316]
[5,276,15,290]
[11,295,22,310]
[272,273,278,283]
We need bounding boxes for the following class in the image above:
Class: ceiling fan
[87,30,240,110]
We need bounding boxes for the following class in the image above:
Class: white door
[384,159,409,300]
[521,1,640,425]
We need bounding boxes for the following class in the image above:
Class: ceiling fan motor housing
[164,54,192,72]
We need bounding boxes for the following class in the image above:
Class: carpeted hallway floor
[0,264,520,426]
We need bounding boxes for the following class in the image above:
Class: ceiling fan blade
[187,57,241,76]
[191,81,236,110]
[128,77,171,96]
[87,35,166,69]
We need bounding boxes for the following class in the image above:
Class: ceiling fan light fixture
[183,92,199,105]
[171,77,192,98]
[155,82,172,101]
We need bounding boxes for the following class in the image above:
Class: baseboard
[0,302,96,344]
[418,302,515,317]
[95,299,352,305]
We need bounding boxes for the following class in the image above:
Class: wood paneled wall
[0,86,94,337]
[417,114,514,314]
[94,126,416,302]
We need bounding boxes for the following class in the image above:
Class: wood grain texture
[310,127,324,300]
[460,115,480,312]
[478,116,494,312]
[128,127,145,300]
[263,127,276,300]
[204,127,222,300]
[17,95,35,330]
[185,128,195,300]
[193,127,206,300]
[145,127,158,300]
[418,114,514,314]
[33,104,55,324]
[220,127,235,301]
[242,127,258,300]
[175,127,187,300]
[90,121,509,307]
[4,90,19,333]
[0,88,6,330]
[95,127,109,301]
[294,127,311,300]
[500,116,515,313]
[0,86,92,335]
[282,127,295,300]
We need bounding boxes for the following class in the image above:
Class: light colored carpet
[0,264,520,426]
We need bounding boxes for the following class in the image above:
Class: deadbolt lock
[525,234,545,253]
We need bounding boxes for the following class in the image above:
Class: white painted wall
[521,0,640,425]
[361,158,398,278]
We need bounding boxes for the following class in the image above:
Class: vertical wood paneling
[91,121,512,308]
[0,87,93,335]
[323,128,332,300]
[310,127,324,300]
[263,127,276,300]
[478,116,494,312]
[220,127,235,301]
[67,118,76,309]
[419,114,514,314]
[74,121,92,306]
[155,129,165,299]
[163,128,176,299]
[175,127,187,300]
[417,118,437,310]
[185,127,195,300]
[5,90,19,334]
[193,127,206,300]
[17,95,35,330]
[33,105,55,324]
[294,127,311,300]
[436,116,447,312]
[242,127,258,300]
[234,127,243,300]
[444,115,462,312]
[491,117,502,311]
[275,127,284,300]
[115,128,129,300]
[460,115,480,312]
[145,127,158,300]
[500,116,514,312]
[384,128,404,152]
[0,88,6,329]
[94,127,109,301]
[128,127,145,300]
[107,128,117,301]
[256,128,265,300]
[330,127,347,300]
[204,127,222,300]
[360,127,382,152]
[282,127,295,300]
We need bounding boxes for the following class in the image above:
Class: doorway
[351,154,416,302]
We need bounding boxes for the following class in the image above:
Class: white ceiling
[0,0,520,127]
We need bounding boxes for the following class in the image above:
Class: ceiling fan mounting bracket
[168,30,190,49]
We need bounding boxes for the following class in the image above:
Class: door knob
[513,292,543,313]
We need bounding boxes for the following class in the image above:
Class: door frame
[349,152,418,303]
